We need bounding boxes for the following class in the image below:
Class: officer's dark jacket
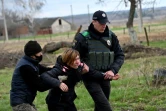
[73,23,124,78]
[40,56,81,105]
[10,55,50,106]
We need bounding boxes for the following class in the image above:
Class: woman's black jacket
[40,56,81,105]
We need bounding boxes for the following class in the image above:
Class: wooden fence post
[144,27,149,46]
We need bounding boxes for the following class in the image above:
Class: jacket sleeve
[38,64,52,75]
[108,33,125,74]
[20,65,51,92]
[82,68,105,80]
[73,33,89,59]
[40,66,62,88]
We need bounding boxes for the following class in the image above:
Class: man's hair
[61,48,80,66]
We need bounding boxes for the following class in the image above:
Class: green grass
[0,68,13,111]
[1,40,166,111]
[109,21,166,34]
[0,31,76,42]
[1,56,166,111]
[145,22,166,27]
[142,40,166,49]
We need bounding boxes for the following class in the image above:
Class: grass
[1,40,166,111]
[141,40,166,49]
[1,21,166,43]
[1,56,166,111]
[8,31,76,41]
[0,68,13,111]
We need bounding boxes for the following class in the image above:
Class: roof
[40,18,58,28]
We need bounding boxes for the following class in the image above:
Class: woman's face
[70,55,81,69]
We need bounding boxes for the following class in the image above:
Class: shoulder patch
[82,31,89,37]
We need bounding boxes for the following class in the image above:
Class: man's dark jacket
[10,55,50,106]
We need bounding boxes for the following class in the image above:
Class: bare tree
[4,10,25,38]
[96,0,156,44]
[127,0,138,43]
[0,0,45,40]
[96,0,138,43]
[1,0,8,41]
[13,0,45,36]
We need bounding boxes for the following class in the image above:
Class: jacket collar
[23,55,39,65]
[88,23,109,39]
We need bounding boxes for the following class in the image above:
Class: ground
[0,31,166,69]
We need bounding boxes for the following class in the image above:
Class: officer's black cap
[92,10,110,24]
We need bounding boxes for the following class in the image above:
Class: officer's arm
[73,33,88,59]
[108,34,125,74]
[80,66,105,80]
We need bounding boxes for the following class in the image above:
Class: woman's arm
[40,66,63,88]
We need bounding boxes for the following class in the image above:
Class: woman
[41,48,88,111]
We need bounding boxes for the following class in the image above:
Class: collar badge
[107,40,111,46]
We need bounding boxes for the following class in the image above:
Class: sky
[1,0,166,18]
[34,0,166,18]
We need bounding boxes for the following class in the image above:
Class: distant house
[37,17,71,35]
[0,19,31,38]
[11,25,29,37]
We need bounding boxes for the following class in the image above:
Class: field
[0,22,166,111]
[1,21,166,52]
[1,53,166,111]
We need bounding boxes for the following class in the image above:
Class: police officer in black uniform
[73,10,125,111]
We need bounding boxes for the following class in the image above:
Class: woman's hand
[59,82,68,92]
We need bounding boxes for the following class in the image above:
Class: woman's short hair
[61,48,80,66]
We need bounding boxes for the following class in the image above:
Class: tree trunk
[127,0,138,44]
[128,27,137,43]
[43,25,82,53]
[42,41,72,53]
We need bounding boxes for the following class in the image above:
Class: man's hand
[104,70,114,79]
[112,74,120,80]
[59,83,68,92]
[81,63,89,74]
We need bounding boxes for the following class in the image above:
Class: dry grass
[1,22,166,53]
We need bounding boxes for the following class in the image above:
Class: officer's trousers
[83,80,112,111]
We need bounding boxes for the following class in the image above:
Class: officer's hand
[81,63,89,74]
[59,83,68,92]
[112,74,120,80]
[104,70,114,79]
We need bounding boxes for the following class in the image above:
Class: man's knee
[12,103,37,111]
